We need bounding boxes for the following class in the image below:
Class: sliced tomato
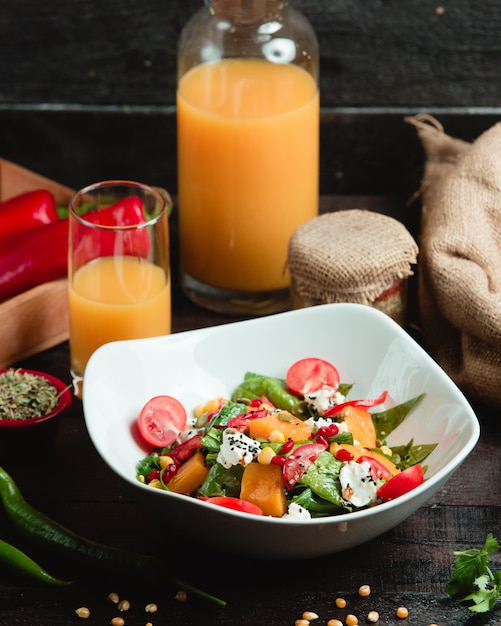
[204,496,263,516]
[286,357,340,396]
[282,441,328,489]
[377,464,424,502]
[137,395,187,448]
[357,455,392,481]
[228,408,268,432]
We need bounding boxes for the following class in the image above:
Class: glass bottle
[177,0,319,315]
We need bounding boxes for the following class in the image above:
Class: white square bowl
[82,303,479,559]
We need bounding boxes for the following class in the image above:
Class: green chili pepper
[0,537,72,586]
[0,466,226,607]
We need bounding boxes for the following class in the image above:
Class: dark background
[1,0,499,198]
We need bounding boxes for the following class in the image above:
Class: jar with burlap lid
[287,209,419,326]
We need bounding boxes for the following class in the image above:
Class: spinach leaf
[390,439,438,469]
[291,487,346,518]
[372,393,425,441]
[299,451,350,511]
[207,401,247,429]
[198,463,244,498]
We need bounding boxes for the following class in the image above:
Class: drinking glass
[68,180,171,395]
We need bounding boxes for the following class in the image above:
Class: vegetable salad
[136,358,436,519]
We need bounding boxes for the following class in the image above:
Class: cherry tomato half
[357,455,392,481]
[286,357,340,396]
[137,395,187,448]
[204,496,263,516]
[283,441,328,489]
[376,464,424,502]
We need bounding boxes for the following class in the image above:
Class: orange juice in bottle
[177,0,319,315]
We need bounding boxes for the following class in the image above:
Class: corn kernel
[257,446,276,464]
[145,603,158,613]
[118,599,130,612]
[110,618,124,626]
[269,429,286,443]
[367,611,379,623]
[107,592,119,604]
[345,615,359,626]
[302,611,319,621]
[335,597,347,608]
[295,620,309,626]
[148,478,162,489]
[327,620,343,626]
[396,606,409,619]
[159,455,175,468]
[358,584,371,597]
[75,607,90,619]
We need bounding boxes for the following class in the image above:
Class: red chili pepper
[324,390,389,417]
[0,218,69,301]
[72,196,151,267]
[0,190,58,244]
[167,434,203,462]
[0,197,154,301]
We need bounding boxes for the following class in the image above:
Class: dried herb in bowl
[0,369,60,421]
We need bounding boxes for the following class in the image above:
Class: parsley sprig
[445,533,501,613]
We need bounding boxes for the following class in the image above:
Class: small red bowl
[0,369,72,431]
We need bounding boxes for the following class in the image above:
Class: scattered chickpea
[175,590,188,602]
[107,592,120,604]
[358,584,371,597]
[302,611,319,621]
[257,446,276,465]
[327,620,343,626]
[159,455,175,468]
[345,614,359,626]
[145,603,158,613]
[75,607,91,619]
[335,597,347,608]
[396,606,409,619]
[269,429,286,443]
[367,610,379,623]
[118,599,130,612]
[110,618,125,626]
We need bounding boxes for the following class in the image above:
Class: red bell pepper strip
[324,390,389,417]
[0,197,155,302]
[0,190,58,244]
[227,408,268,433]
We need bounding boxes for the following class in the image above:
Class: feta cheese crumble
[304,386,345,415]
[282,502,312,520]
[305,416,349,434]
[217,427,261,469]
[339,460,378,508]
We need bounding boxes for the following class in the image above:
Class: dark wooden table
[0,196,500,626]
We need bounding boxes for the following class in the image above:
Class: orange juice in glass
[177,57,319,314]
[68,181,171,392]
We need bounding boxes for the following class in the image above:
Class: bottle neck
[205,0,288,21]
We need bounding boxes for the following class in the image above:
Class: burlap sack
[407,114,501,407]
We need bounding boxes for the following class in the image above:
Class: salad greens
[136,366,436,519]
